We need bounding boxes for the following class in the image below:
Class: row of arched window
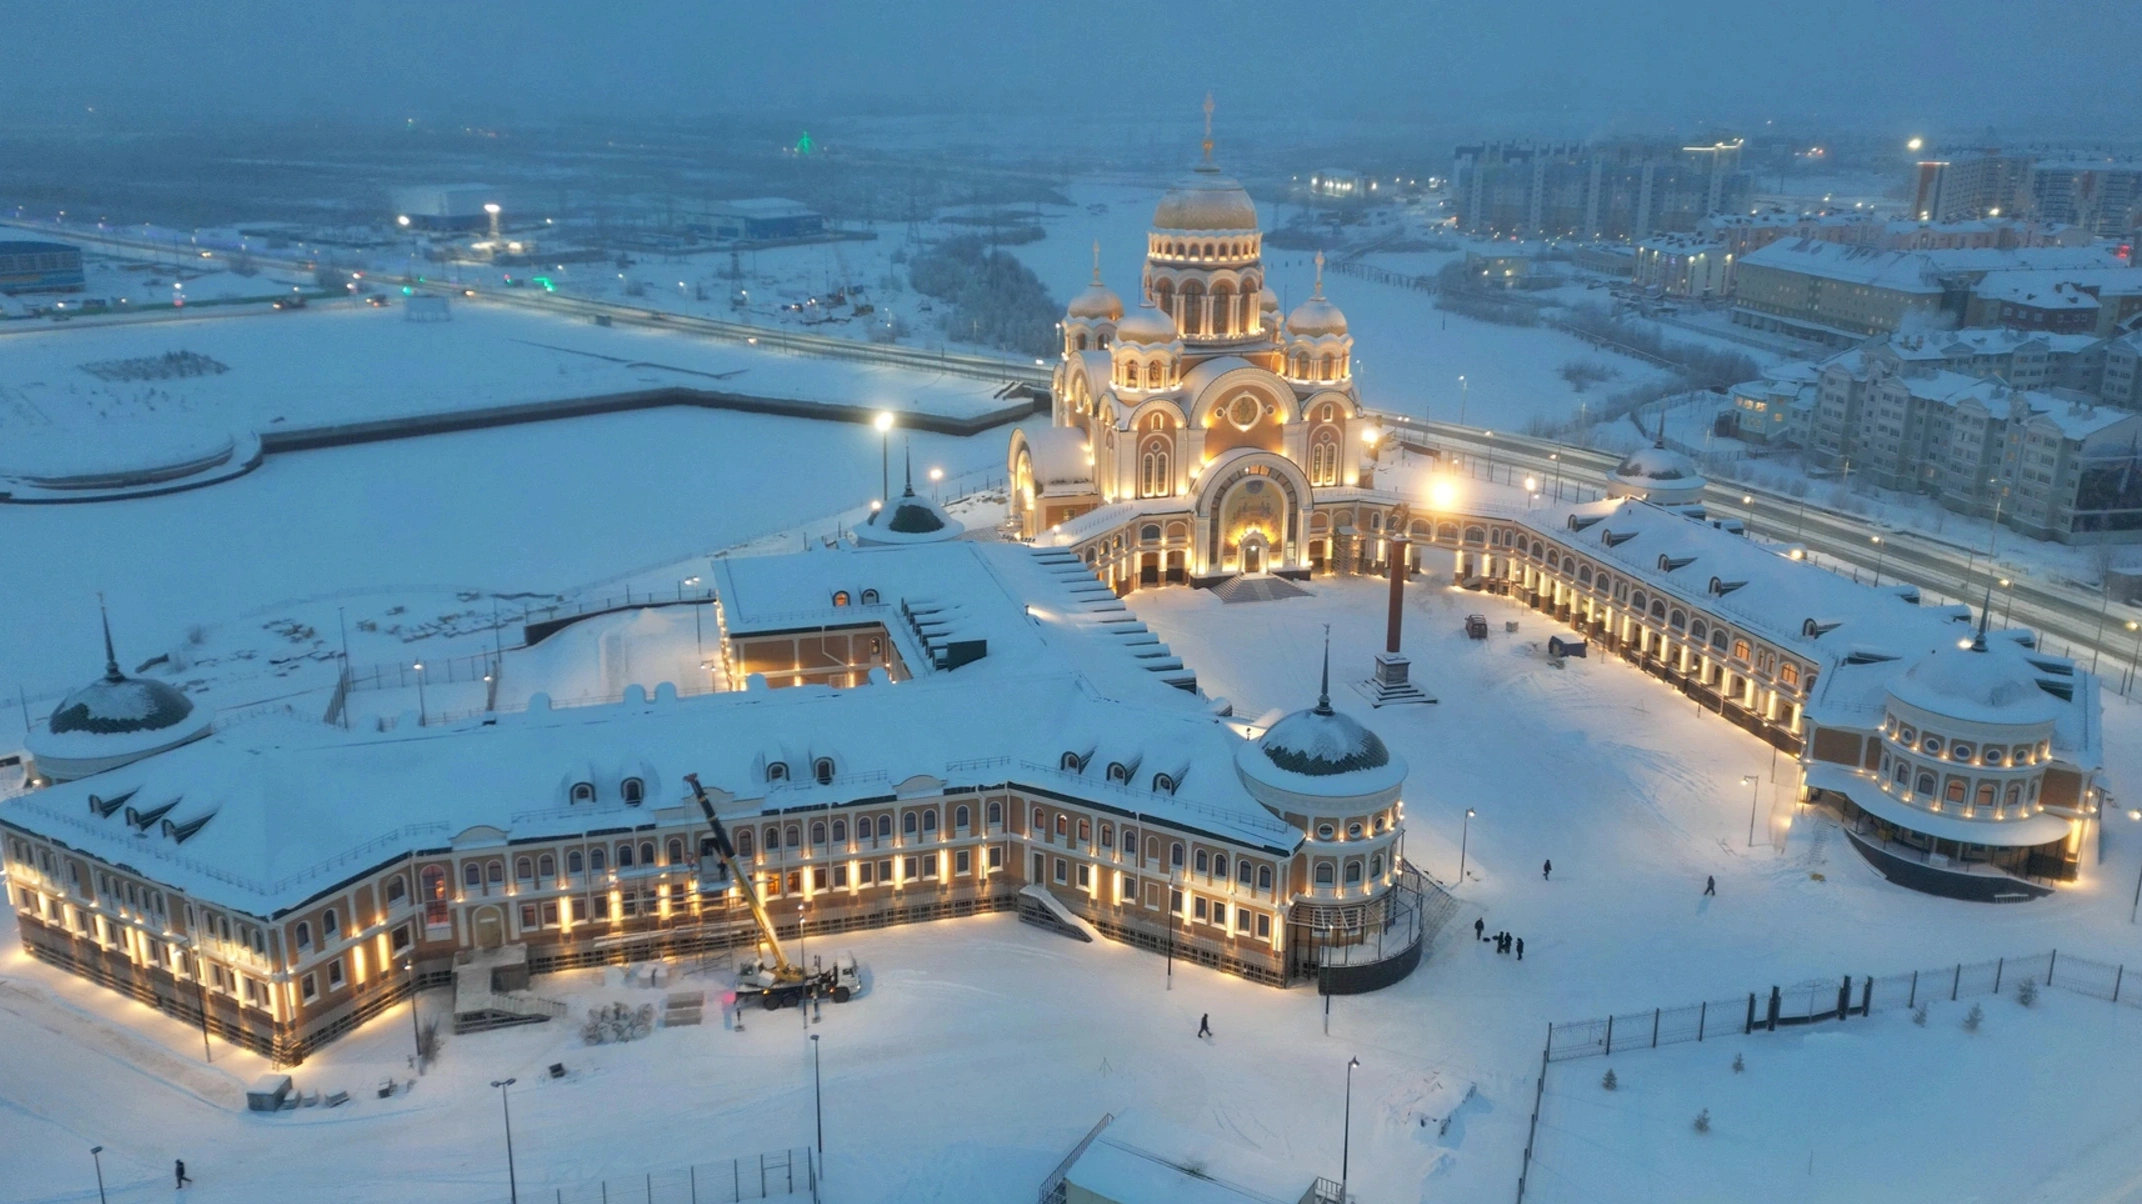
[1882,751,2042,812]
[734,802,995,859]
[1286,351,1348,381]
[569,778,644,805]
[1119,357,1178,390]
[1153,236,1256,260]
[1151,278,1258,339]
[767,757,839,785]
[1057,750,1180,794]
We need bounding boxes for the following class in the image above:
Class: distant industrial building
[391,185,501,233]
[699,198,825,243]
[0,241,85,294]
[1450,137,1749,242]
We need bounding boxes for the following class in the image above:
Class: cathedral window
[1181,281,1205,336]
[1320,403,1336,422]
[1318,354,1335,381]
[1075,333,1088,351]
[1124,360,1140,389]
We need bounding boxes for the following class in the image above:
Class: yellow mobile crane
[684,774,862,1009]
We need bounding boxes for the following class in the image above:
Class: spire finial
[1315,624,1333,715]
[1091,240,1103,285]
[1201,92,1215,164]
[97,592,121,682]
[1973,578,1994,650]
[1313,250,1326,299]
[1654,404,1667,449]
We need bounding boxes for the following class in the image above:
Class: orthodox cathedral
[1009,106,1387,589]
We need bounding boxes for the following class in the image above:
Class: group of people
[1473,917,1523,960]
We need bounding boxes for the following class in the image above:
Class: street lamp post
[2127,621,2142,696]
[90,1146,107,1204]
[1457,808,1475,884]
[406,959,424,1068]
[1549,452,1562,501]
[1740,494,1754,536]
[491,1078,520,1204]
[1869,536,1886,587]
[413,661,428,726]
[1341,1056,1361,1204]
[1457,375,1468,427]
[873,412,895,502]
[810,1033,825,1166]
[1744,774,1761,848]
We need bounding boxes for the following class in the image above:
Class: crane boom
[684,773,799,981]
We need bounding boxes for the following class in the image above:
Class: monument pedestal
[1355,651,1435,707]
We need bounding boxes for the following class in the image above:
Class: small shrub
[1731,1053,1744,1074]
[1692,1108,1711,1135]
[1963,1003,1984,1033]
[1601,1068,1618,1091]
[1912,1003,1928,1027]
[2016,977,2038,1007]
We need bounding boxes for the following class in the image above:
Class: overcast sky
[5,0,2139,137]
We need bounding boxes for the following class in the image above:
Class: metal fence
[1543,948,2133,1066]
[542,1148,816,1204]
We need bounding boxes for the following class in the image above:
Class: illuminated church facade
[1008,112,1399,589]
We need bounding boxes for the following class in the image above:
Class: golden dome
[1153,164,1259,232]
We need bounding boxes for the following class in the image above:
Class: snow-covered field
[0,407,1031,729]
[6,569,2141,1204]
[1527,989,2142,1204]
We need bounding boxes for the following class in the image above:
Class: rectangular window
[903,856,919,881]
[540,902,558,926]
[858,861,874,885]
[1237,908,1251,932]
[520,903,538,928]
[878,859,893,884]
[1170,888,1183,915]
[1257,913,1272,939]
[922,855,938,879]
[833,865,849,888]
[571,898,589,921]
[327,959,345,989]
[988,846,1003,870]
[812,868,827,890]
[1212,901,1226,927]
[1053,858,1068,884]
[1193,897,1208,920]
[620,892,639,918]
[302,973,318,1002]
[1144,882,1161,908]
[955,850,971,875]
[786,872,801,895]
[593,895,611,920]
[392,924,412,953]
[1076,864,1090,888]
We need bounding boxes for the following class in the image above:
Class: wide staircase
[1211,575,1311,604]
[452,944,568,1034]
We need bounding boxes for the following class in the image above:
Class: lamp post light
[1998,578,2015,628]
[928,465,944,501]
[490,1078,520,1204]
[1340,1056,1362,1204]
[1740,494,1754,535]
[90,1146,107,1204]
[1524,477,1538,509]
[1744,774,1762,848]
[1549,452,1562,501]
[1869,536,1886,587]
[1457,375,1468,427]
[1457,809,1475,884]
[873,411,895,501]
[413,661,428,726]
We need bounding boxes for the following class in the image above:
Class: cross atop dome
[1313,250,1327,299]
[1201,93,1215,166]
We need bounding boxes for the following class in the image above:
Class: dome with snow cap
[1154,164,1259,232]
[1607,442,1706,504]
[1115,303,1180,345]
[1286,296,1349,338]
[1067,282,1124,322]
[1233,650,1408,803]
[27,612,213,783]
[1259,286,1280,312]
[855,482,965,546]
[1888,644,2062,728]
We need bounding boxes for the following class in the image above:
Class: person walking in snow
[1703,875,1716,897]
[1474,917,1485,942]
[1197,1013,1212,1039]
[1515,937,1525,961]
[1542,859,1552,880]
[175,1160,192,1189]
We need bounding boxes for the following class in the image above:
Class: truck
[683,773,863,1010]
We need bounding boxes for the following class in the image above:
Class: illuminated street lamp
[413,662,428,726]
[490,1078,520,1204]
[1457,808,1475,883]
[1869,535,1886,587]
[873,411,895,501]
[1457,375,1468,427]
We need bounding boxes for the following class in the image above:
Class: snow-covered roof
[1116,303,1180,345]
[1022,427,1095,491]
[7,544,1303,917]
[1738,242,1943,293]
[1977,278,2100,310]
[1610,445,1704,487]
[1888,642,2064,727]
[854,487,963,546]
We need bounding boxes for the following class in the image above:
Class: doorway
[473,906,504,949]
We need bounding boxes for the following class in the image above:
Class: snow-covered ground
[0,407,1032,733]
[1527,989,2142,1203]
[6,569,2141,1203]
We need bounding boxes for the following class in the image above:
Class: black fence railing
[538,1148,816,1204]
